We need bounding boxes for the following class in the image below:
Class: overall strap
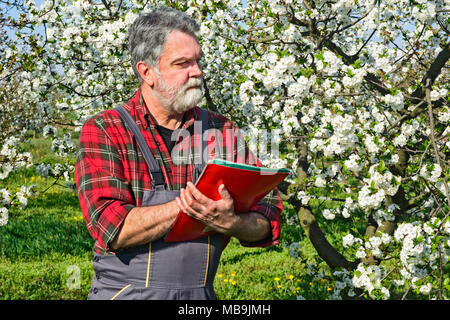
[195,107,209,181]
[114,106,210,188]
[114,106,165,188]
[198,107,209,164]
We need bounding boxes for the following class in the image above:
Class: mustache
[182,77,203,91]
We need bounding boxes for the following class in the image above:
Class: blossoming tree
[1,0,449,299]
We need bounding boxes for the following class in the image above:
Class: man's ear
[136,61,156,87]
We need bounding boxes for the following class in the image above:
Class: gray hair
[128,7,200,82]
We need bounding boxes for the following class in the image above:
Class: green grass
[0,136,338,300]
[0,186,334,300]
[0,253,93,299]
[214,239,306,299]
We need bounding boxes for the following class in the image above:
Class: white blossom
[0,207,8,226]
[322,209,336,220]
[342,233,355,248]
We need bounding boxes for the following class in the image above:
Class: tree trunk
[294,138,358,270]
[299,206,359,269]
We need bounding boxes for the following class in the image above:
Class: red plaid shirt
[75,90,282,254]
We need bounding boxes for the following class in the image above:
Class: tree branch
[426,82,450,208]
[203,77,219,113]
[411,43,450,103]
[387,44,450,131]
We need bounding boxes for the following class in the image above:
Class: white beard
[154,76,204,114]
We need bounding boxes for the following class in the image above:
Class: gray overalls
[87,106,225,300]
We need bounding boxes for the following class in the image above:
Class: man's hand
[176,182,239,235]
[176,182,271,242]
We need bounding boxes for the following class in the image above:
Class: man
[75,7,282,300]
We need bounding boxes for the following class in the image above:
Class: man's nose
[189,61,203,78]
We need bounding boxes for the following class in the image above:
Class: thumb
[218,184,232,200]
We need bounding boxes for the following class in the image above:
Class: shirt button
[93,288,98,294]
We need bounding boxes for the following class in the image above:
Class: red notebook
[164,159,290,242]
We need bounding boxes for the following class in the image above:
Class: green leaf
[369,180,377,193]
[353,59,362,69]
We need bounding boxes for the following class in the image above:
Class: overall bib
[87,106,225,300]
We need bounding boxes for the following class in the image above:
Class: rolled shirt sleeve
[231,122,283,248]
[240,189,282,247]
[75,116,135,254]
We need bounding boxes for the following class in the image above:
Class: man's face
[153,31,204,114]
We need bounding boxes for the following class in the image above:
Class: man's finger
[186,181,210,204]
[177,193,196,216]
[180,188,206,214]
[218,184,232,200]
